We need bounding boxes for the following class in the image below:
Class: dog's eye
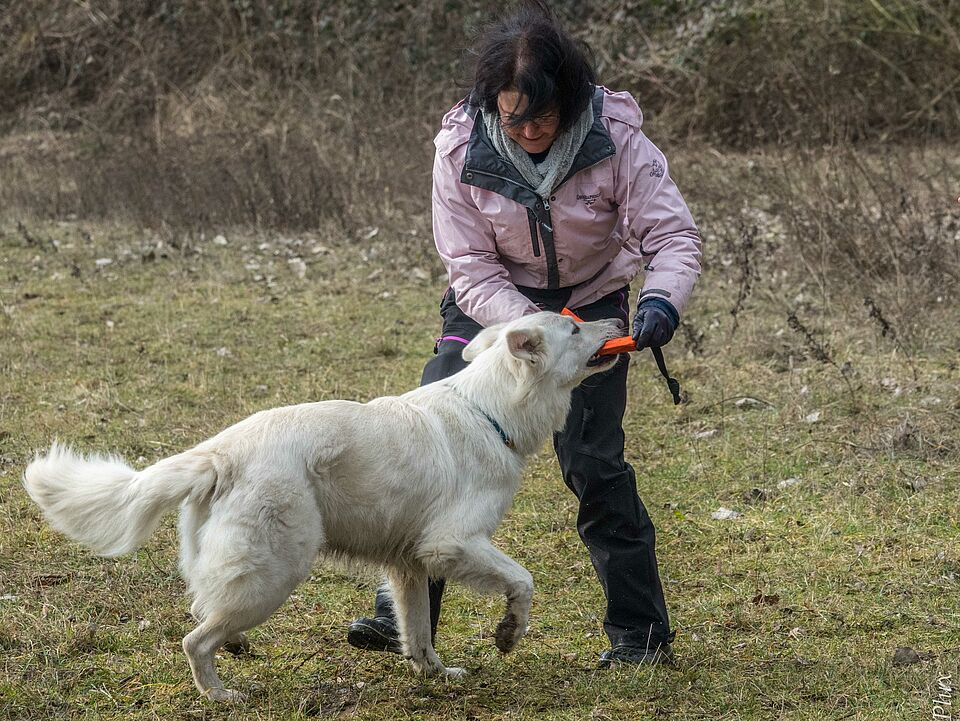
[571,325,580,335]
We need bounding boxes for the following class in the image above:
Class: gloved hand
[631,298,679,350]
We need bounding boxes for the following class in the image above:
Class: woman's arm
[613,124,702,318]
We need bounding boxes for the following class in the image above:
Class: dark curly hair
[467,1,597,133]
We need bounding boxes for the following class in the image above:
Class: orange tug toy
[560,307,636,356]
[560,307,682,404]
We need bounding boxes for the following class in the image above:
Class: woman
[348,0,701,668]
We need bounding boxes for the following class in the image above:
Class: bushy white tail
[23,441,216,557]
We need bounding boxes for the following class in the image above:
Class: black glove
[631,298,679,350]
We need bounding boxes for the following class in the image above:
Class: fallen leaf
[892,647,921,666]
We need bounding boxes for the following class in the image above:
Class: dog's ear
[462,324,505,362]
[505,327,545,364]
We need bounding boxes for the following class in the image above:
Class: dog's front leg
[387,569,465,678]
[439,538,533,653]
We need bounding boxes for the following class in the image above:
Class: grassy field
[1,205,958,720]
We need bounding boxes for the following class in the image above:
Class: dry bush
[2,123,387,233]
[0,2,471,132]
[762,147,960,306]
[686,144,960,356]
[3,1,959,144]
[0,1,483,236]
[581,0,960,145]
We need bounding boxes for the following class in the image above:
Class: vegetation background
[1,1,958,719]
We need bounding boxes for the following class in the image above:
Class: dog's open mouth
[587,348,618,367]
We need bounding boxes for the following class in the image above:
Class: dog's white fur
[23,311,621,701]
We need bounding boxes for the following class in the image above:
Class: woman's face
[497,89,560,154]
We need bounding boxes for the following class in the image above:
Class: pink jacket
[431,86,702,328]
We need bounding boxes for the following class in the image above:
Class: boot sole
[597,647,675,669]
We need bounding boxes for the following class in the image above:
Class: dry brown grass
[1,212,958,719]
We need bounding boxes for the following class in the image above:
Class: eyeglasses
[498,108,560,129]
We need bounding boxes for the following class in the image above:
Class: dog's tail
[23,441,217,557]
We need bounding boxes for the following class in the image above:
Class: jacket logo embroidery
[577,192,601,207]
[650,159,665,178]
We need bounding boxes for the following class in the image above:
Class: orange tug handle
[560,308,637,356]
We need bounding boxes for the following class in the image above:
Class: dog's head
[463,311,624,388]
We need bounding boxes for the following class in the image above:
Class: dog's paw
[407,658,446,677]
[443,666,467,679]
[494,612,527,653]
[204,687,246,703]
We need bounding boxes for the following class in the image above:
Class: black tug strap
[651,347,682,405]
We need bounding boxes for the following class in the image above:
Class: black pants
[374,286,674,648]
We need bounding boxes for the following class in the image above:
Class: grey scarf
[481,101,594,201]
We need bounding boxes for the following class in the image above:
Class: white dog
[23,311,621,701]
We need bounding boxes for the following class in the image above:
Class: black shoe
[347,616,403,655]
[597,643,675,668]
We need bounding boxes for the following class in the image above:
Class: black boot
[346,615,404,655]
[346,579,446,654]
[598,642,675,668]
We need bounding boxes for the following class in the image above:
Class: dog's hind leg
[430,538,534,654]
[183,568,307,701]
[182,508,322,701]
[387,569,464,678]
[183,616,250,703]
[187,594,251,658]
[181,505,252,657]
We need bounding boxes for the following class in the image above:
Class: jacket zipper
[466,153,611,288]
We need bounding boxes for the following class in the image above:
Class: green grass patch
[1,217,957,720]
